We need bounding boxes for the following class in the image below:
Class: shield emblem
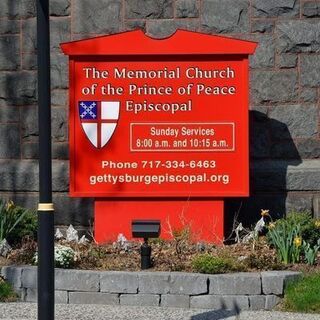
[78,101,120,148]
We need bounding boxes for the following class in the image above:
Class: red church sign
[61,30,257,242]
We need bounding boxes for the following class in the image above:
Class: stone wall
[1,266,301,310]
[0,0,319,232]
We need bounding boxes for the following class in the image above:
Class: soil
[5,237,320,273]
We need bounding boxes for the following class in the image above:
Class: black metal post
[37,1,54,319]
[141,238,152,269]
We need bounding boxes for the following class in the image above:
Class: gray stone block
[146,19,198,39]
[0,124,20,158]
[278,54,297,69]
[21,142,38,159]
[22,54,37,70]
[74,0,121,34]
[249,295,266,310]
[125,20,146,32]
[201,0,249,33]
[53,143,69,160]
[120,294,160,307]
[53,194,93,226]
[100,272,138,293]
[276,21,320,53]
[265,295,281,310]
[0,104,19,122]
[303,1,320,17]
[52,107,67,142]
[161,294,189,308]
[176,0,198,18]
[261,271,301,295]
[301,55,320,87]
[0,1,36,19]
[268,105,318,139]
[22,18,36,53]
[69,292,119,305]
[252,160,320,192]
[50,18,71,51]
[296,139,320,159]
[209,273,261,295]
[55,269,99,291]
[51,54,68,89]
[0,36,20,70]
[300,88,318,103]
[249,35,275,68]
[1,266,22,289]
[139,272,170,294]
[21,267,37,289]
[251,20,274,33]
[125,0,173,19]
[0,71,37,106]
[51,90,68,107]
[169,273,207,295]
[252,0,299,17]
[25,288,68,303]
[0,160,38,191]
[50,0,71,16]
[0,20,20,34]
[21,105,38,142]
[250,70,298,104]
[190,295,249,310]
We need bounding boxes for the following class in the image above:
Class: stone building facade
[0,0,319,233]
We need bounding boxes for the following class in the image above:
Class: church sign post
[61,30,257,242]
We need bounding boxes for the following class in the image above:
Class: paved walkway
[0,303,318,320]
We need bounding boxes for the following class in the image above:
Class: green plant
[267,220,302,264]
[303,240,320,265]
[0,200,37,245]
[0,277,16,302]
[286,211,320,247]
[283,273,320,313]
[192,254,235,274]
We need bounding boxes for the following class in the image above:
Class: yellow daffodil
[268,223,276,229]
[315,220,320,228]
[261,209,270,217]
[5,200,14,211]
[293,237,302,248]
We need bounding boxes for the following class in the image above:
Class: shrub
[0,277,16,302]
[192,254,235,274]
[283,273,320,313]
[0,199,37,245]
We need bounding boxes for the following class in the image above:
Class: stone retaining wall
[1,266,301,310]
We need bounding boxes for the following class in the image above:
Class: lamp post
[37,1,55,319]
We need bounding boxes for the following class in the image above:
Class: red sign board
[61,30,257,199]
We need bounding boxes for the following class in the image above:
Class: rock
[0,36,19,70]
[0,20,20,34]
[125,0,174,19]
[252,0,299,17]
[250,71,298,104]
[66,225,79,243]
[176,0,199,18]
[276,20,320,53]
[74,0,121,34]
[301,55,320,86]
[303,1,320,17]
[0,124,20,158]
[50,18,71,51]
[251,20,274,33]
[249,35,275,68]
[277,54,297,68]
[51,54,68,89]
[50,0,70,16]
[22,18,36,53]
[300,88,318,103]
[0,239,12,257]
[146,19,198,39]
[201,0,249,33]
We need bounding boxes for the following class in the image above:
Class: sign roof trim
[61,29,257,56]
